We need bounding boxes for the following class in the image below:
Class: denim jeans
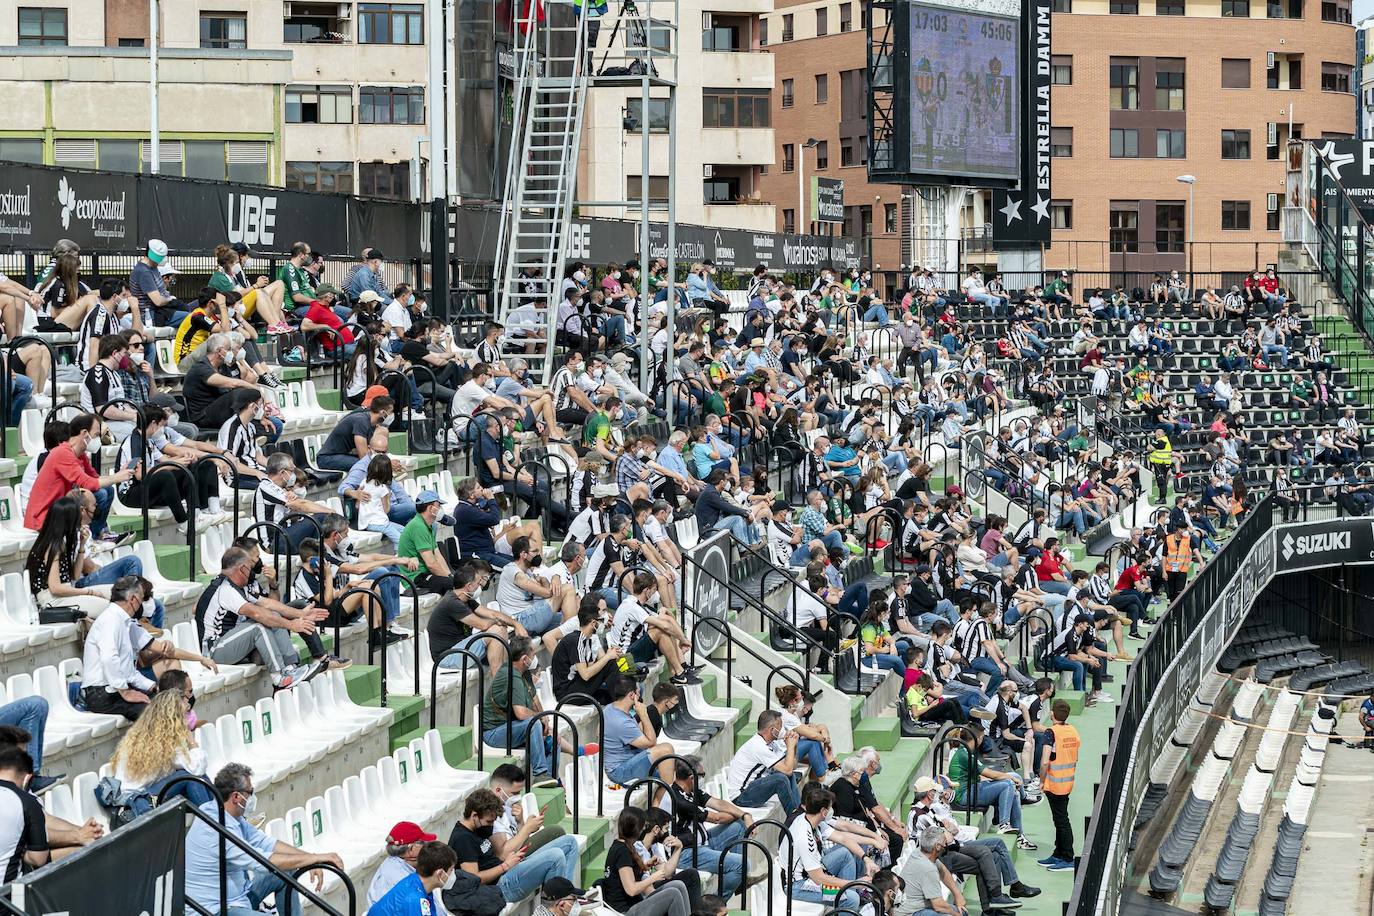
[1049,656,1087,691]
[863,303,891,326]
[1040,580,1072,596]
[0,696,48,770]
[957,778,1022,831]
[90,485,114,537]
[135,768,214,815]
[916,598,959,630]
[484,717,555,776]
[679,820,746,898]
[835,583,869,620]
[713,514,758,545]
[796,738,828,776]
[498,834,580,901]
[223,868,297,916]
[8,373,32,425]
[1056,509,1087,536]
[734,770,799,815]
[865,653,906,676]
[969,656,1033,690]
[365,521,406,549]
[943,679,990,713]
[363,567,404,624]
[609,749,654,785]
[966,837,1020,885]
[316,452,361,472]
[790,845,859,910]
[1263,344,1290,367]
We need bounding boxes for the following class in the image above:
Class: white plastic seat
[412,730,489,796]
[318,670,393,729]
[276,686,348,755]
[374,755,450,823]
[133,541,199,603]
[70,771,106,827]
[233,705,302,785]
[273,386,306,432]
[255,695,329,767]
[0,572,54,650]
[169,623,234,693]
[0,486,33,557]
[343,771,405,837]
[321,783,389,864]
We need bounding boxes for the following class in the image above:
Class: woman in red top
[1033,539,1073,595]
[23,413,135,537]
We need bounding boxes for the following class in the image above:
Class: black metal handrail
[155,774,353,916]
[0,335,57,458]
[340,585,390,705]
[141,462,199,572]
[301,325,346,393]
[716,835,773,911]
[513,458,555,533]
[929,724,983,827]
[520,708,581,834]
[554,693,606,817]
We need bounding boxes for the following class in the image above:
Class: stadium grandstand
[5,10,1374,910]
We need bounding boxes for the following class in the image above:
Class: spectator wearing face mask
[23,414,132,535]
[551,595,624,705]
[367,821,439,908]
[79,575,168,720]
[318,394,396,472]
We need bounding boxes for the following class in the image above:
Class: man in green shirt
[702,380,734,420]
[397,490,453,594]
[949,724,1033,847]
[277,241,317,310]
[482,636,557,778]
[583,396,621,462]
[1044,272,1072,308]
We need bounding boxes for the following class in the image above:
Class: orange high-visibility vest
[1044,722,1080,796]
[1164,533,1192,574]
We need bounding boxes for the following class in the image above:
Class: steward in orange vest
[1042,699,1080,866]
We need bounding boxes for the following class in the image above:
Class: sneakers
[970,707,997,721]
[577,742,600,757]
[1009,881,1041,898]
[266,322,294,335]
[321,655,353,671]
[1087,690,1115,705]
[1015,834,1038,851]
[996,822,1018,835]
[1037,856,1074,871]
[28,774,61,796]
[670,670,703,686]
[987,894,1023,908]
[1024,776,1042,794]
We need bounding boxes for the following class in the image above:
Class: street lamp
[797,137,819,235]
[1176,174,1197,279]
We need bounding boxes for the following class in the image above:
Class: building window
[783,209,796,233]
[1322,62,1352,93]
[626,175,670,204]
[359,161,411,198]
[815,140,828,169]
[782,143,795,172]
[1267,194,1281,230]
[884,203,898,233]
[1050,200,1073,229]
[759,18,767,45]
[1050,127,1073,157]
[1221,0,1249,13]
[1110,128,1139,158]
[284,4,346,43]
[1269,0,1303,16]
[1157,0,1184,13]
[1221,58,1251,88]
[1110,0,1137,12]
[117,37,145,46]
[1156,202,1185,252]
[359,3,422,44]
[1156,128,1186,158]
[1155,68,1184,110]
[841,137,855,166]
[815,73,829,104]
[285,85,353,124]
[1052,0,1071,9]
[781,78,794,108]
[359,86,424,124]
[703,176,740,203]
[1110,61,1139,110]
[200,12,247,49]
[1221,199,1251,229]
[1051,55,1072,85]
[703,88,770,127]
[1268,55,1302,89]
[626,97,671,131]
[781,13,793,40]
[815,8,828,36]
[18,7,67,44]
[1322,0,1351,21]
[1221,128,1251,158]
[839,3,852,30]
[1110,205,1139,253]
[97,140,139,173]
[286,161,355,194]
[0,139,43,164]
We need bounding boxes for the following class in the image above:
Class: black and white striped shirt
[586,536,632,591]
[80,363,123,414]
[960,618,993,661]
[217,416,262,471]
[476,339,501,366]
[1085,574,1113,604]
[1047,626,1079,658]
[552,367,577,412]
[77,302,120,372]
[253,478,290,543]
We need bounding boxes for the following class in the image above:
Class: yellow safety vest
[1044,723,1080,796]
[1147,438,1173,467]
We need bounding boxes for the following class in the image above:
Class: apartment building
[756,0,911,287]
[1,1,430,197]
[761,0,1356,278]
[578,0,778,231]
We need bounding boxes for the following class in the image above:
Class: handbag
[94,776,152,827]
[38,606,88,624]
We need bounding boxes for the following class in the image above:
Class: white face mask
[527,656,540,673]
[442,869,457,891]
[284,471,298,488]
[254,405,265,420]
[168,413,180,426]
[86,436,101,455]
[142,599,156,619]
[240,792,257,819]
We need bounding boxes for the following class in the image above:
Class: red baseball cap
[387,821,436,844]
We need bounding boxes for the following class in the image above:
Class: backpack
[441,869,506,916]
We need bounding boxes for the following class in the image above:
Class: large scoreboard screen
[907,1,1021,182]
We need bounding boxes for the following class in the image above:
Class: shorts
[628,632,657,664]
[239,287,260,318]
[325,598,363,628]
[608,749,653,786]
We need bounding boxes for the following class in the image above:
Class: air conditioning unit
[703,164,713,178]
[1267,51,1276,68]
[702,12,712,29]
[1268,121,1277,145]
[1267,193,1280,211]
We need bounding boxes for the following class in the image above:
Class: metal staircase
[492,0,589,384]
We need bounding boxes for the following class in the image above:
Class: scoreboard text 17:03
[911,9,1016,42]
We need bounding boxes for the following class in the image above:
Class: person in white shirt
[786,788,861,912]
[1212,374,1235,412]
[367,821,437,907]
[725,711,800,813]
[608,572,697,686]
[79,576,162,721]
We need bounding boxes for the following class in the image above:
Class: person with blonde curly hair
[109,689,212,814]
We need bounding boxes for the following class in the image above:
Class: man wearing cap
[368,840,458,915]
[398,490,453,594]
[299,283,356,358]
[909,776,1040,908]
[694,469,764,546]
[346,247,390,303]
[533,877,596,916]
[129,239,190,327]
[369,821,439,907]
